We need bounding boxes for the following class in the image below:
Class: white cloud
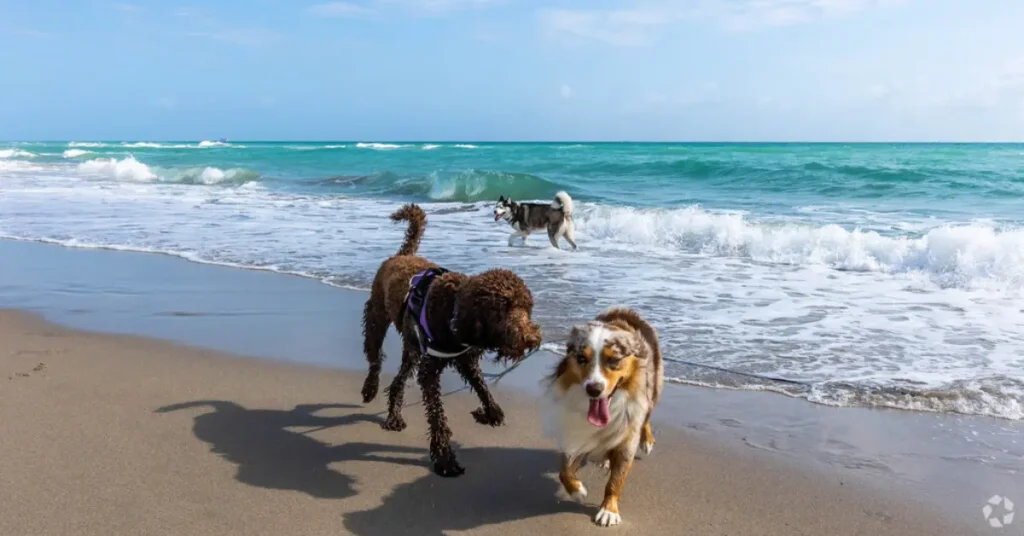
[188,28,282,47]
[307,2,373,18]
[378,0,500,14]
[0,25,56,38]
[923,58,1024,110]
[633,81,721,110]
[537,7,680,47]
[538,0,908,46]
[867,84,893,99]
[560,84,572,99]
[308,0,500,19]
[175,7,216,27]
[471,27,501,42]
[110,3,142,12]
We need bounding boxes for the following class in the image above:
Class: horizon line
[5,139,1024,144]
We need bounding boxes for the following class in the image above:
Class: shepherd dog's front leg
[594,449,633,527]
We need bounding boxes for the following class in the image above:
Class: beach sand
[0,239,1015,534]
[0,309,980,536]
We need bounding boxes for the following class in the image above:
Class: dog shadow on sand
[155,400,586,533]
[154,401,424,499]
[343,445,589,536]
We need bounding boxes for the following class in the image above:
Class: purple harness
[406,268,470,358]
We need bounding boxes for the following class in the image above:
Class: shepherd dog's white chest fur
[544,384,649,462]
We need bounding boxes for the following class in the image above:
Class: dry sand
[0,310,981,535]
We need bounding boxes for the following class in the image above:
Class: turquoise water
[3,141,1024,419]
[14,142,1024,217]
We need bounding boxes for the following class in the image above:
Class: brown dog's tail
[390,204,427,257]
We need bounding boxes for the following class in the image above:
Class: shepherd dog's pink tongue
[587,397,611,427]
[494,213,500,222]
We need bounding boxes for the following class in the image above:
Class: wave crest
[322,169,563,203]
[0,149,36,159]
[79,156,157,181]
[356,142,407,150]
[77,157,258,185]
[574,205,1024,290]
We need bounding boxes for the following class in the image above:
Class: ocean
[2,141,1023,420]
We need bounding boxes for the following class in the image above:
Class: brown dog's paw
[471,405,505,427]
[381,415,407,432]
[432,459,466,478]
[361,378,379,404]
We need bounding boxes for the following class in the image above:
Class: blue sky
[1,0,1022,141]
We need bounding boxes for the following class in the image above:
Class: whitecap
[0,149,36,159]
[78,156,157,182]
[356,142,405,150]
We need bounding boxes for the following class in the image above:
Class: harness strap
[406,268,471,359]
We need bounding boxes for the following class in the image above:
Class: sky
[1,0,1023,141]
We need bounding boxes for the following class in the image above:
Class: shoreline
[6,235,1020,423]
[1,238,1021,529]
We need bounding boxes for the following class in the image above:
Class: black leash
[298,343,811,436]
[662,356,811,387]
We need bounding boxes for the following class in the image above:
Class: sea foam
[574,204,1024,290]
[356,142,405,150]
[0,149,36,159]
[78,156,157,182]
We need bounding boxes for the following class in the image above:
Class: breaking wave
[0,149,36,159]
[320,169,564,203]
[573,204,1024,290]
[76,157,259,185]
[356,142,408,150]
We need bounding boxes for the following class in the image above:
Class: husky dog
[493,191,578,250]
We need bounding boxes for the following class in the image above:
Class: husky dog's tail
[390,204,427,257]
[552,191,574,217]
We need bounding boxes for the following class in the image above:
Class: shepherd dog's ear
[498,195,505,202]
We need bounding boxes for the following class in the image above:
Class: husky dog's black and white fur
[493,191,577,250]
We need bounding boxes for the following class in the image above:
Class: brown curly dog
[361,203,543,477]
